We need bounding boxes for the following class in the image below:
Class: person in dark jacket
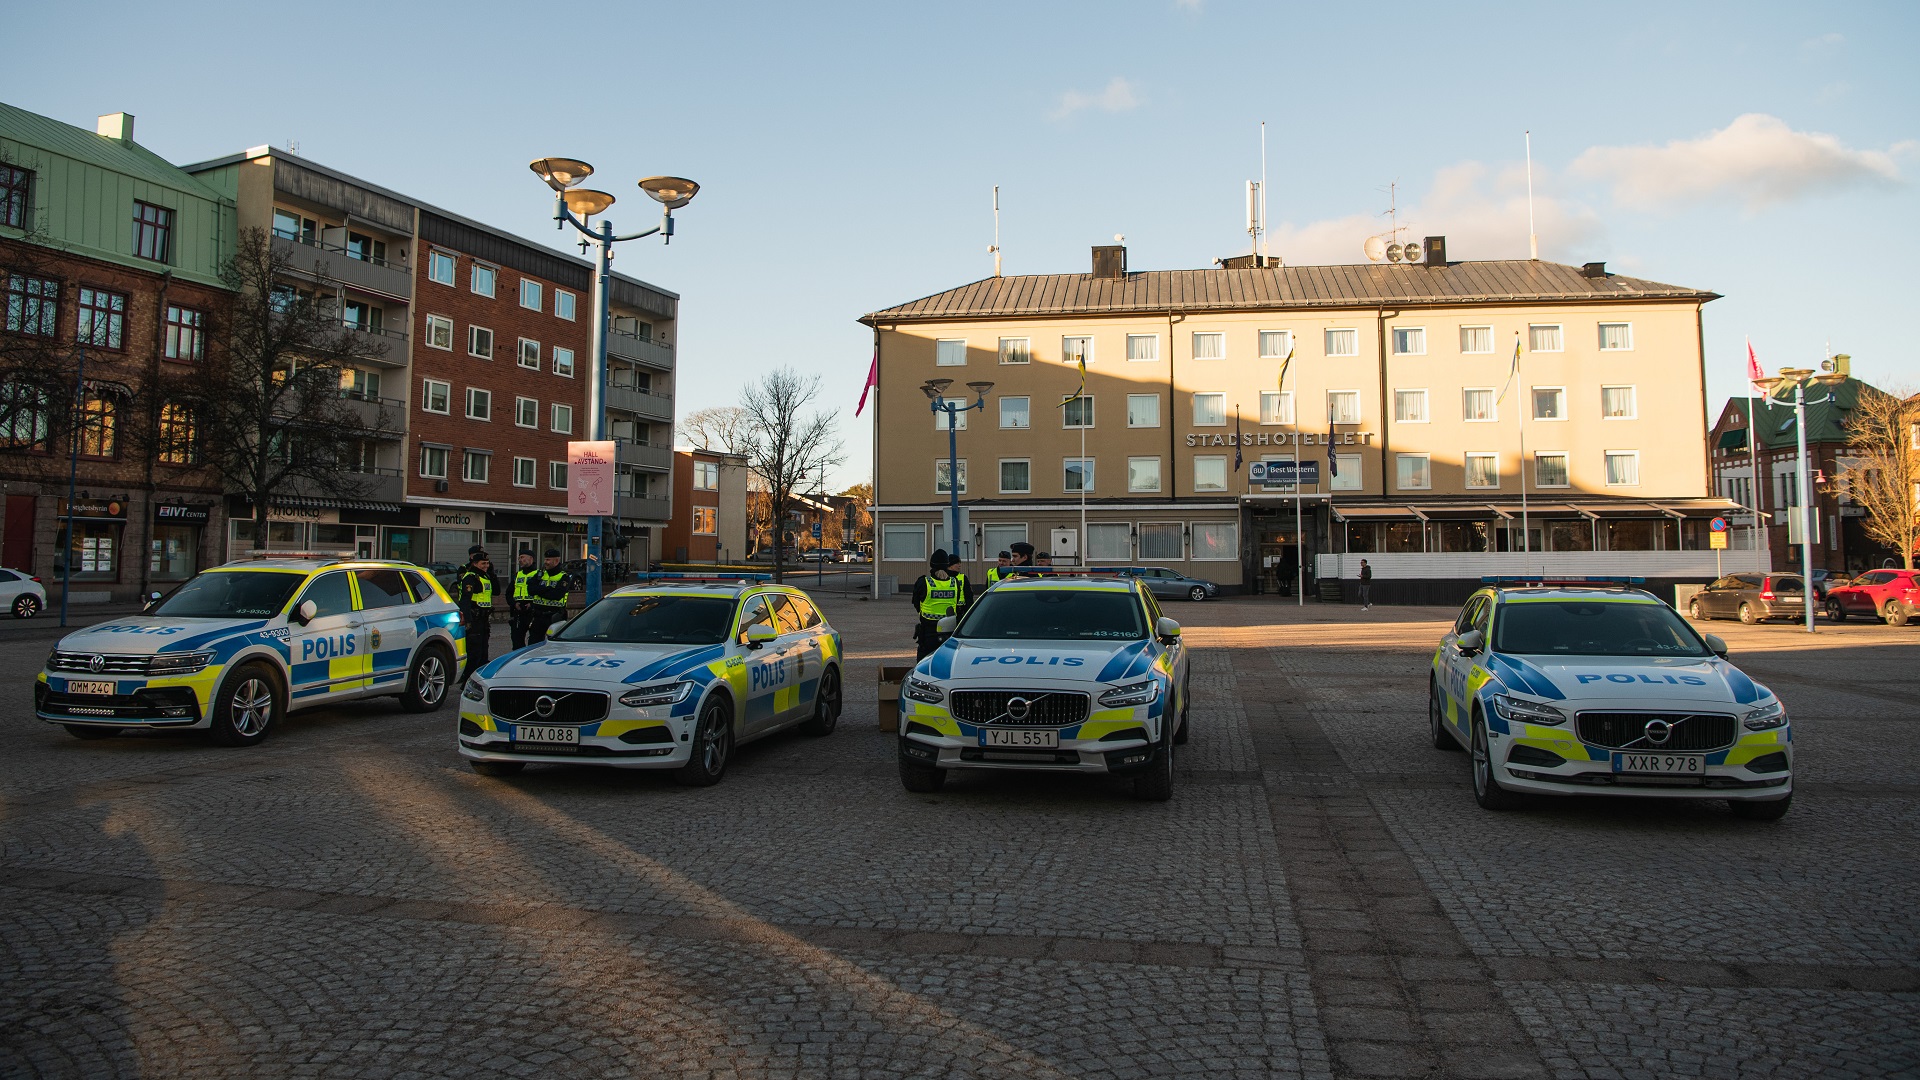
[455,550,495,681]
[508,550,538,649]
[1358,558,1373,610]
[910,549,962,659]
[527,548,572,644]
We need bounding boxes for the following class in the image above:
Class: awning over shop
[1487,504,1576,519]
[254,494,404,514]
[1646,500,1749,519]
[1330,505,1420,521]
[1412,505,1504,520]
[1571,502,1667,518]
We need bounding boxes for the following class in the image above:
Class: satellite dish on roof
[1363,236,1387,262]
[1385,242,1404,263]
[1403,241,1424,263]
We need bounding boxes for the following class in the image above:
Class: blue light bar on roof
[1480,576,1647,585]
[629,572,773,583]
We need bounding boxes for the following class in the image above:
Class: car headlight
[146,651,215,676]
[1099,679,1161,707]
[620,681,694,708]
[903,675,945,704]
[461,679,487,703]
[1491,693,1565,726]
[1742,698,1787,730]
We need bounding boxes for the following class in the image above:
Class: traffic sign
[1710,530,1728,550]
[810,522,822,540]
[1710,517,1729,532]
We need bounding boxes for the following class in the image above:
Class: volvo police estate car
[897,574,1190,801]
[458,577,842,786]
[36,559,463,745]
[1430,583,1793,820]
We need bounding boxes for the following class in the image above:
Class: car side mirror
[1156,616,1182,642]
[292,599,318,626]
[546,620,568,639]
[936,615,957,634]
[1704,633,1729,658]
[1456,629,1485,656]
[142,590,163,612]
[745,624,777,649]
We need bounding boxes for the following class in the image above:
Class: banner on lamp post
[568,441,617,516]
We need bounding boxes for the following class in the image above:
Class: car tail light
[1760,589,1775,601]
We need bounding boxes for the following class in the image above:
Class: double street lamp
[529,158,698,605]
[922,378,993,562]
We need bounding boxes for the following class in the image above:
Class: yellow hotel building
[860,243,1741,603]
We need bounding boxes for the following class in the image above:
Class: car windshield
[956,588,1145,641]
[552,594,733,645]
[1494,599,1709,658]
[153,571,307,619]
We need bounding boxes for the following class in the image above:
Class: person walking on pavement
[911,549,962,659]
[508,550,538,650]
[527,548,571,644]
[1358,558,1373,610]
[456,550,495,682]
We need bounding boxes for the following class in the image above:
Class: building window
[519,279,542,310]
[420,445,449,479]
[468,325,494,359]
[1192,521,1238,561]
[1463,388,1497,422]
[553,346,575,377]
[1532,387,1566,421]
[1063,396,1094,429]
[132,202,172,263]
[1392,327,1426,355]
[1088,523,1132,560]
[1396,453,1431,490]
[4,274,58,336]
[1259,330,1292,358]
[0,385,50,449]
[935,339,968,366]
[692,506,717,534]
[1,165,29,229]
[1192,393,1226,427]
[1139,522,1182,560]
[935,459,967,495]
[151,401,197,465]
[1394,389,1428,423]
[462,450,490,484]
[1601,385,1637,419]
[934,397,968,431]
[694,461,720,489]
[465,387,491,421]
[76,287,127,350]
[424,314,454,350]
[1327,390,1361,423]
[346,231,385,264]
[1465,453,1500,489]
[510,456,535,487]
[1325,328,1358,357]
[551,403,573,434]
[1126,334,1159,362]
[1128,456,1162,493]
[1598,322,1633,351]
[1528,324,1563,352]
[471,264,496,297]
[1605,451,1640,486]
[1062,335,1092,366]
[549,461,567,489]
[342,300,382,334]
[1193,456,1227,492]
[272,208,316,243]
[1535,452,1570,488]
[518,338,540,369]
[513,396,537,428]
[882,523,928,562]
[1191,332,1225,360]
[999,337,1031,365]
[1259,391,1293,425]
[1064,458,1094,493]
[1460,325,1493,353]
[428,251,456,285]
[1128,394,1162,428]
[422,379,450,414]
[999,459,1031,494]
[153,305,204,364]
[1330,454,1361,491]
[555,291,576,320]
[999,396,1030,429]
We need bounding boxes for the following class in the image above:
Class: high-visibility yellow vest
[918,577,959,620]
[532,568,569,607]
[512,568,536,601]
[986,567,1005,584]
[953,572,968,603]
[461,570,493,608]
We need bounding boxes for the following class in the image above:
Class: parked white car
[0,567,46,618]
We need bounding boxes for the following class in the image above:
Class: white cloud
[1052,77,1140,120]
[1570,114,1902,211]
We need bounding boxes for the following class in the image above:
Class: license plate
[1613,752,1704,775]
[515,725,580,745]
[982,727,1059,748]
[68,681,115,696]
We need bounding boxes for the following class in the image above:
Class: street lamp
[1755,366,1846,633]
[530,157,698,605]
[923,378,992,562]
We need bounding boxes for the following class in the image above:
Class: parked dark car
[1824,569,1920,625]
[1092,566,1219,602]
[1686,573,1806,624]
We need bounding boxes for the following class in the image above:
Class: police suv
[1431,582,1793,820]
[36,559,464,745]
[897,574,1190,801]
[458,577,842,786]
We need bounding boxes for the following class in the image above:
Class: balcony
[607,329,674,371]
[339,393,407,434]
[616,494,673,523]
[271,232,412,301]
[339,322,409,367]
[607,385,673,423]
[615,440,673,472]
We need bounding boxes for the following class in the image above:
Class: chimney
[1580,261,1607,279]
[96,113,135,142]
[1091,244,1127,279]
[1422,236,1447,266]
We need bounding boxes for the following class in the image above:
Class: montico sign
[1184,431,1377,447]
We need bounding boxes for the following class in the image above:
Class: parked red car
[1824,569,1920,626]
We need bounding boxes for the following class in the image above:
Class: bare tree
[678,405,754,455]
[738,369,842,581]
[1836,384,1918,569]
[0,157,80,470]
[174,228,389,550]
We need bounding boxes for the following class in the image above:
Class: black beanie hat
[929,548,948,570]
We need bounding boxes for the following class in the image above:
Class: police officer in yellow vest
[456,549,495,682]
[527,547,571,645]
[945,551,972,616]
[911,549,964,659]
[509,550,538,649]
[985,550,1012,587]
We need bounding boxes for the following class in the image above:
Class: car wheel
[1729,794,1791,821]
[676,696,733,787]
[899,755,947,793]
[13,595,39,619]
[1886,602,1910,628]
[1738,602,1757,625]
[1688,598,1706,621]
[1431,678,1463,751]
[800,664,840,736]
[1827,600,1846,622]
[469,760,525,778]
[1187,585,1207,602]
[63,724,121,740]
[207,662,282,747]
[1470,710,1525,811]
[1132,739,1174,802]
[399,645,454,712]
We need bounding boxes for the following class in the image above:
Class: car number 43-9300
[983,728,1059,748]
[1613,753,1704,775]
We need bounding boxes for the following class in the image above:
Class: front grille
[489,689,610,725]
[50,651,152,675]
[949,690,1090,727]
[1576,712,1736,752]
[36,685,200,723]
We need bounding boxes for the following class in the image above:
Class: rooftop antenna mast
[1526,130,1538,260]
[990,186,1002,277]
[1259,120,1268,260]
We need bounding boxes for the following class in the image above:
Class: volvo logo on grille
[1643,719,1673,746]
[89,655,106,673]
[1005,696,1031,720]
[534,695,558,718]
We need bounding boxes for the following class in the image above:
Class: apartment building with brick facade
[662,448,748,563]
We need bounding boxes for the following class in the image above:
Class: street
[1,595,1915,1079]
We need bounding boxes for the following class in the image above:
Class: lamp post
[1756,367,1844,633]
[59,346,87,628]
[529,158,697,605]
[922,379,992,562]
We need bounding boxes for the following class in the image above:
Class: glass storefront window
[55,522,122,581]
[150,525,198,580]
[384,527,429,565]
[1547,521,1593,552]
[1384,522,1423,553]
[1604,519,1657,551]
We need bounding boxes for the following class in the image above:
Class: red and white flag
[854,346,878,417]
[1746,339,1765,394]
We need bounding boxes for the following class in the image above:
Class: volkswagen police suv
[457,577,843,786]
[36,559,464,746]
[1431,582,1793,820]
[897,574,1190,801]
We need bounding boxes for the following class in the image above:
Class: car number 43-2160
[983,728,1059,748]
[1614,753,1704,774]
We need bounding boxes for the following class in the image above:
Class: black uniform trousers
[509,601,534,650]
[461,605,492,679]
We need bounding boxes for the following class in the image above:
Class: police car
[36,559,464,746]
[457,577,843,785]
[897,574,1190,801]
[1430,582,1793,820]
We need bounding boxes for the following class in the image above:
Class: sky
[7,0,1916,490]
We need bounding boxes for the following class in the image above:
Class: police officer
[456,550,495,681]
[986,550,1012,586]
[911,549,961,659]
[527,547,571,644]
[945,550,972,616]
[509,550,538,649]
[1006,541,1036,577]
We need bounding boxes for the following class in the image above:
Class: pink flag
[1746,339,1764,392]
[854,346,878,417]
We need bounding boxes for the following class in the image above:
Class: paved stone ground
[0,593,1915,1078]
